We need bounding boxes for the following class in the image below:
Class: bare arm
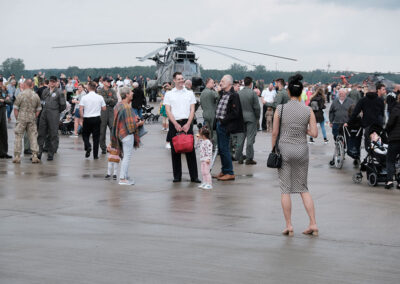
[165,105,182,132]
[101,106,106,111]
[271,110,280,149]
[307,110,318,138]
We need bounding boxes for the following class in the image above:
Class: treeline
[9,63,400,85]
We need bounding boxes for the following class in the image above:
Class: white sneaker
[119,179,130,185]
[69,134,78,138]
[198,183,206,188]
[203,184,213,190]
[128,179,135,185]
[165,143,171,149]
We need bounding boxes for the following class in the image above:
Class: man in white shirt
[164,72,200,183]
[79,81,106,159]
[261,83,276,130]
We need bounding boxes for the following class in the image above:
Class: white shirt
[261,88,277,103]
[79,91,106,118]
[163,87,196,120]
[124,79,131,86]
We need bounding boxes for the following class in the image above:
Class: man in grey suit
[200,78,218,144]
[236,77,260,165]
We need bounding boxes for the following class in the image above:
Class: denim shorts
[74,108,80,118]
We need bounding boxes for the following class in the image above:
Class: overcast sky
[1,0,399,72]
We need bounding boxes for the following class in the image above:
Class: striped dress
[276,100,311,194]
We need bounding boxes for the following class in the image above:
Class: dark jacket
[329,97,354,124]
[386,103,400,142]
[41,87,66,112]
[310,94,326,123]
[217,87,244,134]
[349,92,385,128]
[131,88,146,109]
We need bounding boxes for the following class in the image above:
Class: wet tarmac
[1,112,400,283]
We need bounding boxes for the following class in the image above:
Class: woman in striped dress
[271,74,319,236]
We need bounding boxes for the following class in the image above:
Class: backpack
[310,100,319,111]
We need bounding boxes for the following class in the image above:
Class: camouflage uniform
[13,89,42,163]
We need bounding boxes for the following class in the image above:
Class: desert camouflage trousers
[14,119,39,155]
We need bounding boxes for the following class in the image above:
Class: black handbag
[267,105,283,168]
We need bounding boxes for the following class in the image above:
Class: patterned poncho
[111,102,140,155]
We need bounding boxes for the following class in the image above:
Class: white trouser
[107,161,118,175]
[119,134,134,180]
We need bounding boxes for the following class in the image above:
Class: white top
[261,89,276,103]
[79,91,106,118]
[124,79,131,86]
[163,87,196,120]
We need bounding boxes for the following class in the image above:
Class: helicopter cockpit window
[190,62,197,73]
[174,63,184,73]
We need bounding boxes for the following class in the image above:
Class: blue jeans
[319,121,327,139]
[332,123,342,141]
[133,108,143,119]
[120,134,134,180]
[6,103,13,119]
[216,121,234,175]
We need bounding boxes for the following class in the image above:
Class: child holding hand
[196,126,213,189]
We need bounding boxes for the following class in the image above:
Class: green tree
[1,58,25,77]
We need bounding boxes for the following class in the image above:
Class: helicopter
[53,37,297,92]
[332,73,354,85]
[362,73,400,92]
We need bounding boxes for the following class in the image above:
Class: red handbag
[172,132,194,153]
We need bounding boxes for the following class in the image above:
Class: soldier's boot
[12,154,21,164]
[31,153,40,164]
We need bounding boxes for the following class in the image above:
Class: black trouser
[387,141,400,183]
[261,104,268,130]
[82,116,101,158]
[168,119,198,180]
[0,107,8,156]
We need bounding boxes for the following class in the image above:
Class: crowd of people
[1,70,400,235]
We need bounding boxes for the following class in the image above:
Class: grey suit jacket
[238,87,260,123]
[200,88,218,122]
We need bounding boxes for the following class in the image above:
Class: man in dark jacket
[131,82,146,118]
[214,74,244,181]
[329,88,354,140]
[385,98,400,189]
[348,83,385,148]
[37,76,66,161]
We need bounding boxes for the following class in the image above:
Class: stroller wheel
[352,173,363,184]
[367,172,378,187]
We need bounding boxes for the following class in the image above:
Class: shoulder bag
[267,105,283,168]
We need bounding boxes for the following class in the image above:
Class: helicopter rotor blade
[192,45,256,67]
[52,41,167,49]
[136,45,170,62]
[191,43,297,61]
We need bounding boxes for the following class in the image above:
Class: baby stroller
[59,102,74,135]
[352,126,398,186]
[142,105,160,123]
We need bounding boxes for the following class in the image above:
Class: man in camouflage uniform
[98,77,118,154]
[12,79,42,163]
[37,76,66,161]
